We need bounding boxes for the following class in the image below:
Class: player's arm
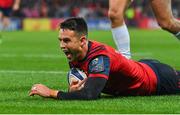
[56,56,110,100]
[29,56,110,100]
[29,77,107,100]
[57,77,107,100]
[13,0,21,11]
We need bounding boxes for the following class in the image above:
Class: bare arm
[13,0,21,11]
[29,56,110,100]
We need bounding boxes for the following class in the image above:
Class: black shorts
[139,59,180,95]
[0,7,12,17]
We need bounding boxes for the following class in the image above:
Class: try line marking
[0,52,153,58]
[0,53,64,58]
[0,70,67,74]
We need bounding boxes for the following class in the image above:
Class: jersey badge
[89,56,104,73]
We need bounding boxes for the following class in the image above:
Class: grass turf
[0,29,180,114]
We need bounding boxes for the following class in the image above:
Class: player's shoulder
[89,40,105,48]
[88,40,109,54]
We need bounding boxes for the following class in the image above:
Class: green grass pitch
[0,29,180,114]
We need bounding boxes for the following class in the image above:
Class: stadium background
[0,0,180,31]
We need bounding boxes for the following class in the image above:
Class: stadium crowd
[16,0,180,19]
[0,0,179,31]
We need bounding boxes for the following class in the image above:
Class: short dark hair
[60,17,88,37]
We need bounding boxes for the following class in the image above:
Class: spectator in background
[0,0,20,30]
[1,0,178,30]
[40,0,48,17]
[21,0,40,18]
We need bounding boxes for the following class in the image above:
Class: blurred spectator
[0,0,20,30]
[15,0,180,20]
[3,0,179,28]
[21,0,41,18]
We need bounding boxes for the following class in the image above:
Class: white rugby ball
[67,68,87,85]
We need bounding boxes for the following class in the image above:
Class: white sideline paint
[0,53,64,58]
[0,70,67,74]
[0,52,153,58]
[132,52,153,56]
[0,39,2,44]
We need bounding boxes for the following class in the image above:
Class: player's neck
[78,41,89,61]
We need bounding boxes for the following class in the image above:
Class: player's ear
[80,36,86,46]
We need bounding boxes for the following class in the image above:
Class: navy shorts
[0,8,12,17]
[139,59,180,95]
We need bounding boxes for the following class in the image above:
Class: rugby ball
[67,68,87,85]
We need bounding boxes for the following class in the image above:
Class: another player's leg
[108,0,131,59]
[150,0,180,40]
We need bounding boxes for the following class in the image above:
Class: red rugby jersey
[69,40,157,96]
[0,0,13,8]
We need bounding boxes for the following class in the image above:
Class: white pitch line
[0,70,67,74]
[0,52,153,58]
[0,54,65,58]
[0,39,2,44]
[132,52,153,56]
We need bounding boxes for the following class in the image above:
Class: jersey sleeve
[88,55,110,79]
[57,77,107,100]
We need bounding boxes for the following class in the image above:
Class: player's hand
[69,78,87,92]
[29,84,58,98]
[12,3,20,11]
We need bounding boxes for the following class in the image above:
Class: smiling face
[58,29,88,62]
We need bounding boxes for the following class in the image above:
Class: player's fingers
[31,86,37,90]
[29,90,37,96]
[29,92,34,96]
[78,78,88,86]
[70,81,79,86]
[29,86,38,96]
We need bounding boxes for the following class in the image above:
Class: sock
[111,24,131,59]
[175,32,180,40]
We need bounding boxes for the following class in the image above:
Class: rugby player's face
[58,29,82,62]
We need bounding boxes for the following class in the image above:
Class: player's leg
[108,0,132,59]
[150,0,180,39]
[140,59,180,95]
[147,60,180,95]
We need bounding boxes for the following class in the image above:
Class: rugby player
[108,0,180,54]
[29,17,180,100]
